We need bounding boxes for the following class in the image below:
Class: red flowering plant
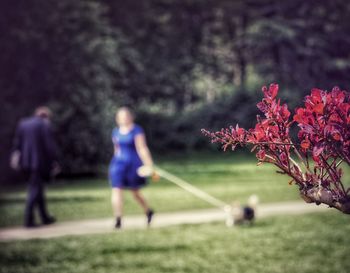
[202,84,350,214]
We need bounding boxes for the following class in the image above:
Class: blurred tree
[1,0,349,181]
[245,0,350,91]
[0,0,132,178]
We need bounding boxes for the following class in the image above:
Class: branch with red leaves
[202,84,350,214]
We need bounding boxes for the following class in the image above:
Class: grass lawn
[1,212,350,273]
[0,151,348,227]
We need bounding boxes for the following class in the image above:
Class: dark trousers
[24,171,50,226]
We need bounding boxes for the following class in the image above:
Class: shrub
[203,84,350,214]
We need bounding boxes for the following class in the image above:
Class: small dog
[226,195,259,226]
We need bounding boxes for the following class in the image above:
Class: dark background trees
[1,0,349,182]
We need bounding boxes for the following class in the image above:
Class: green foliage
[138,89,259,152]
[1,0,350,178]
[0,0,131,175]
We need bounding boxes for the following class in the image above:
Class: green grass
[0,151,348,227]
[1,212,350,273]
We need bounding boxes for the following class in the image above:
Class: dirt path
[0,201,328,241]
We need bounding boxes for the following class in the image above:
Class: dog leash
[153,166,234,226]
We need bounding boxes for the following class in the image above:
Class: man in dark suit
[11,106,59,228]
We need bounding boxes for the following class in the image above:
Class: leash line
[154,166,229,210]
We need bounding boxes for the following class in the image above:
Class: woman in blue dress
[109,107,154,229]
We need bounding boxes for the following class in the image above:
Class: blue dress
[109,124,147,189]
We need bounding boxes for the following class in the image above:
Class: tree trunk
[300,188,350,214]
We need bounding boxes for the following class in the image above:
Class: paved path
[0,201,328,242]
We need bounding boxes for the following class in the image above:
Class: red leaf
[280,104,290,119]
[313,103,324,114]
[269,83,279,99]
[301,140,310,149]
[311,88,323,103]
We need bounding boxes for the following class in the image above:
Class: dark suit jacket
[13,116,58,177]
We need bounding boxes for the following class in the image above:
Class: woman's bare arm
[135,134,153,167]
[114,144,119,156]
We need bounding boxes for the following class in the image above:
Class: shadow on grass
[101,244,189,255]
[0,196,102,205]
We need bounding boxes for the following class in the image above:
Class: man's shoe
[25,223,39,228]
[43,216,56,225]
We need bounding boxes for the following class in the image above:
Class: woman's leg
[131,189,149,213]
[111,188,123,218]
[131,189,154,225]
